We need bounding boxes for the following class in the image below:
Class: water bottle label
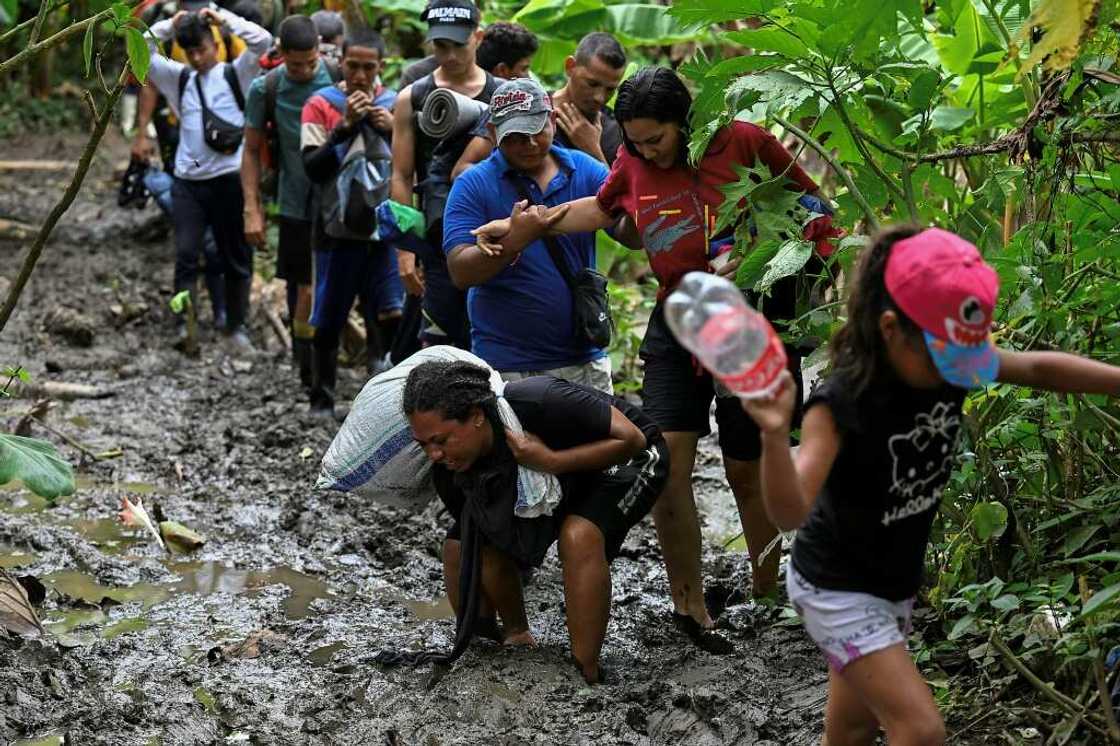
[719,332,787,396]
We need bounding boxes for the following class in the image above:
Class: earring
[475,420,482,429]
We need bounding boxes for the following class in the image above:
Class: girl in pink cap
[740,226,1120,745]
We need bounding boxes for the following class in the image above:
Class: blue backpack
[317,86,395,241]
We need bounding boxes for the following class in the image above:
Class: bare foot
[503,629,536,647]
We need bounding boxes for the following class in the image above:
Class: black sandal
[671,611,735,655]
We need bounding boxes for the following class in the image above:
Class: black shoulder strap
[264,67,281,126]
[178,67,190,102]
[224,63,245,112]
[324,59,342,83]
[410,73,437,114]
[508,176,576,291]
[220,27,234,61]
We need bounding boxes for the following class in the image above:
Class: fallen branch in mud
[0,218,37,241]
[8,380,113,400]
[263,306,291,351]
[0,160,74,172]
[0,70,128,335]
[24,412,122,462]
[988,631,1111,740]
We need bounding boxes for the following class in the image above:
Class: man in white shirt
[146,7,272,349]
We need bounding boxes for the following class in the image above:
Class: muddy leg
[724,457,780,597]
[442,538,494,619]
[650,431,711,626]
[479,546,531,644]
[557,515,610,683]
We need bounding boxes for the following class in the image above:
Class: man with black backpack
[389,0,502,353]
[301,27,402,419]
[145,7,272,350]
[242,15,341,388]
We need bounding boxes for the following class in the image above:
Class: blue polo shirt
[442,146,609,371]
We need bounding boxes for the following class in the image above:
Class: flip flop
[671,611,735,655]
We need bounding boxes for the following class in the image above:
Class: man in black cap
[389,0,503,352]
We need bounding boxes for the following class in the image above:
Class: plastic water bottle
[664,272,788,399]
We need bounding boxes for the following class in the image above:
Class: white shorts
[786,564,914,671]
[499,356,614,394]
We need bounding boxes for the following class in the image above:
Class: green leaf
[933,0,1004,76]
[971,501,1008,541]
[756,239,812,293]
[604,5,704,45]
[169,290,192,314]
[907,68,941,111]
[948,614,977,640]
[111,2,131,24]
[124,27,150,84]
[736,239,780,289]
[724,27,811,60]
[83,22,95,79]
[0,0,17,26]
[1063,551,1120,564]
[1061,524,1100,556]
[666,0,778,27]
[930,106,975,131]
[1081,581,1120,617]
[513,0,606,38]
[0,434,75,500]
[159,521,206,552]
[991,594,1020,612]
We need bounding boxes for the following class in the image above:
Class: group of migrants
[127,2,1120,744]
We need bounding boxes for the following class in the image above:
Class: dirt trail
[0,132,828,745]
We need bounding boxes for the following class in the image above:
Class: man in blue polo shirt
[442,78,612,392]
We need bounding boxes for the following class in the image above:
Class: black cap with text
[421,0,480,44]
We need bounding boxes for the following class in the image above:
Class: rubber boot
[205,269,227,331]
[292,337,313,390]
[225,275,254,350]
[309,337,338,419]
[172,282,197,352]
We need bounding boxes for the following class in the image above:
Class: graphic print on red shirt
[596,121,818,299]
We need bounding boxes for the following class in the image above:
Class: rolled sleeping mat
[418,88,489,140]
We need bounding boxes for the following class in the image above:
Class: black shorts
[639,303,803,462]
[276,216,312,285]
[447,438,669,562]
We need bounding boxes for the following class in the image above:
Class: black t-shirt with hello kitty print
[791,372,967,601]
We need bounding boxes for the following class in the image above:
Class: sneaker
[226,326,254,351]
[308,400,335,420]
[213,309,227,331]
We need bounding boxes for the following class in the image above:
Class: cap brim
[425,25,473,44]
[494,112,549,145]
[923,331,999,389]
[180,0,209,10]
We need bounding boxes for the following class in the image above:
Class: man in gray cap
[389,0,502,353]
[441,78,615,392]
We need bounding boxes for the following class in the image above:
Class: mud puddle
[0,131,830,744]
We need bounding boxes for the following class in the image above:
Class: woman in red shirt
[472,66,835,646]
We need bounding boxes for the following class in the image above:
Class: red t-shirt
[596,121,818,298]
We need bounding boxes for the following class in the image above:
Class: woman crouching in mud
[400,360,668,683]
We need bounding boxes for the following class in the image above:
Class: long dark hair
[613,66,692,164]
[829,225,924,397]
[402,360,496,422]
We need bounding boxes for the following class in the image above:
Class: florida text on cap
[421,0,480,44]
[489,79,553,145]
[884,228,1001,389]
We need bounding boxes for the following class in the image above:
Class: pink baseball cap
[884,228,1000,388]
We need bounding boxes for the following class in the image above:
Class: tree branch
[0,0,68,45]
[28,0,53,46]
[0,6,115,80]
[773,114,880,232]
[0,71,128,336]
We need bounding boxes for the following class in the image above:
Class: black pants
[171,173,253,328]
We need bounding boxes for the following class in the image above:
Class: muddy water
[0,132,829,744]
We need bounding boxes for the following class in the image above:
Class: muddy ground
[0,131,1022,745]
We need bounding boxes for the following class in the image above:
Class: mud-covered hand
[740,370,797,435]
[505,428,558,473]
[556,103,603,159]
